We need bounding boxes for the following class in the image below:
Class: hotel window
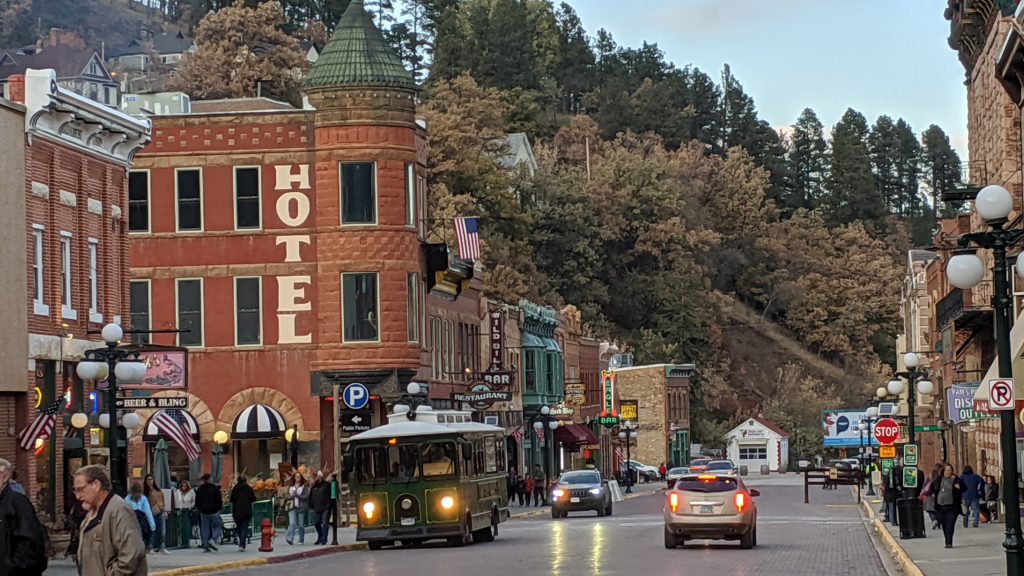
[342,273,379,342]
[407,273,419,342]
[431,317,441,379]
[88,239,101,323]
[235,167,261,229]
[340,162,375,224]
[235,277,262,346]
[405,163,415,227]
[60,232,75,320]
[32,225,47,316]
[177,279,203,347]
[128,171,149,232]
[129,280,150,345]
[176,169,202,231]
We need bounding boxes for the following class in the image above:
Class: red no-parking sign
[873,418,900,445]
[989,378,1016,411]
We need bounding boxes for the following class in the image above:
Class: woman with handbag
[921,463,942,530]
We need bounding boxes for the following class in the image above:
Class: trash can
[760,465,769,475]
[896,497,926,539]
[739,465,748,476]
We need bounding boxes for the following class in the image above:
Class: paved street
[230,476,886,576]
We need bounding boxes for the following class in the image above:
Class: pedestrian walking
[985,475,1000,522]
[73,465,148,576]
[934,464,965,548]
[127,482,156,551]
[524,475,534,506]
[882,469,899,526]
[515,474,526,506]
[195,474,223,552]
[0,458,48,576]
[309,471,332,545]
[173,480,195,511]
[229,476,256,552]
[960,465,985,528]
[507,469,518,505]
[144,474,169,554]
[287,473,310,545]
[921,463,943,530]
[531,465,546,507]
[658,463,667,482]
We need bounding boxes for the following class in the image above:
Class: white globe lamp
[904,352,920,369]
[975,184,1014,222]
[917,380,935,395]
[548,420,559,430]
[76,361,99,381]
[407,382,421,395]
[122,412,140,430]
[866,406,879,418]
[887,379,905,396]
[947,251,985,289]
[100,323,124,345]
[98,413,111,429]
[70,412,89,429]
[876,386,887,399]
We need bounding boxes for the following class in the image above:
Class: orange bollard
[259,518,275,552]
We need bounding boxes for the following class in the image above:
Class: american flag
[534,426,545,442]
[153,409,201,462]
[454,217,480,261]
[18,400,63,450]
[512,427,523,445]
[614,446,625,468]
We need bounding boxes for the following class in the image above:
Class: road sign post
[903,444,918,467]
[879,446,896,459]
[874,418,900,446]
[343,383,369,411]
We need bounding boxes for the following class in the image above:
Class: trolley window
[421,441,457,479]
[389,444,420,482]
[484,435,498,473]
[355,446,389,485]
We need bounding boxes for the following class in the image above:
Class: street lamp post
[618,421,638,494]
[74,323,148,497]
[864,405,880,496]
[937,419,950,465]
[887,352,935,447]
[945,184,1024,574]
[531,406,561,501]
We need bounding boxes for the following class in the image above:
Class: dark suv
[550,470,613,518]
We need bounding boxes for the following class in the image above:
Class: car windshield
[669,468,689,475]
[707,461,733,470]
[560,472,601,485]
[675,476,738,493]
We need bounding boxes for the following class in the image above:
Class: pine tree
[921,124,964,219]
[680,66,721,149]
[867,115,900,214]
[364,0,395,32]
[787,108,829,214]
[824,109,886,229]
[892,119,932,244]
[553,2,594,114]
[718,64,759,154]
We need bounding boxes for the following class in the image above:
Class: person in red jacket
[658,463,667,482]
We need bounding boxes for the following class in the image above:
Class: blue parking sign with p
[343,383,369,410]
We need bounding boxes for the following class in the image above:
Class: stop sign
[873,418,900,445]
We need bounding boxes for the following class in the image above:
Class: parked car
[688,458,712,473]
[550,470,613,518]
[622,460,660,483]
[664,473,760,549]
[705,460,738,475]
[666,467,690,488]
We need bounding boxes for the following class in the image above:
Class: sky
[571,0,969,158]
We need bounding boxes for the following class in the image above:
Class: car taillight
[735,492,746,512]
[669,492,680,513]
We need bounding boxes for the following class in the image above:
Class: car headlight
[440,495,455,510]
[552,489,565,497]
[589,488,602,495]
[362,501,376,519]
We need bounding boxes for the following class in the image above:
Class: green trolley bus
[345,406,511,549]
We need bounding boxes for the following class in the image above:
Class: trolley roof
[348,408,505,441]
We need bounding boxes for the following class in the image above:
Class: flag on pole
[454,217,480,261]
[18,399,62,450]
[512,426,523,445]
[614,446,625,468]
[153,409,201,461]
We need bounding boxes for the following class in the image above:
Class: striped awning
[144,409,200,442]
[232,403,287,439]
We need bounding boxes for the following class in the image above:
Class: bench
[220,514,251,545]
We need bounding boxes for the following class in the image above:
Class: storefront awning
[143,409,201,442]
[543,337,561,352]
[522,333,545,348]
[232,403,287,439]
[974,310,1024,404]
[554,424,598,446]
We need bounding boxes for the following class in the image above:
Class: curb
[510,487,666,520]
[859,497,925,576]
[150,543,368,576]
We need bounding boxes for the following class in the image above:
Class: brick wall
[615,366,669,467]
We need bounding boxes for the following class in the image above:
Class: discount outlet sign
[873,418,900,445]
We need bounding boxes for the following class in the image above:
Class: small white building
[725,417,790,473]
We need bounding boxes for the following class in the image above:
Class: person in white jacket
[286,474,310,545]
[173,480,196,510]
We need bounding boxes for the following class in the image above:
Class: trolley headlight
[440,495,455,510]
[362,501,376,519]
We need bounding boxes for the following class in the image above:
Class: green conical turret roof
[304,0,415,91]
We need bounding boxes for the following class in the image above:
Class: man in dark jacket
[195,474,223,552]
[309,472,332,545]
[228,476,256,552]
[0,459,47,576]
[960,465,986,528]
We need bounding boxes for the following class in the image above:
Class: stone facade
[613,364,693,468]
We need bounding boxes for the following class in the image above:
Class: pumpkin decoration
[298,465,308,475]
[255,480,266,490]
[266,478,277,490]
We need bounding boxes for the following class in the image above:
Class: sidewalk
[862,494,1005,576]
[45,525,362,576]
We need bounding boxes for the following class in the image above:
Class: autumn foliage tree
[172,0,308,104]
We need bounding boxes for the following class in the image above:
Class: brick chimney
[49,27,60,47]
[7,74,25,103]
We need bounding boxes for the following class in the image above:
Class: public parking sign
[988,378,1015,411]
[873,418,900,445]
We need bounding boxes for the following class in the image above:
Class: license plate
[570,497,580,503]
[700,505,713,514]
[401,517,416,526]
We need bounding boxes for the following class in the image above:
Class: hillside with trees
[2,0,967,450]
